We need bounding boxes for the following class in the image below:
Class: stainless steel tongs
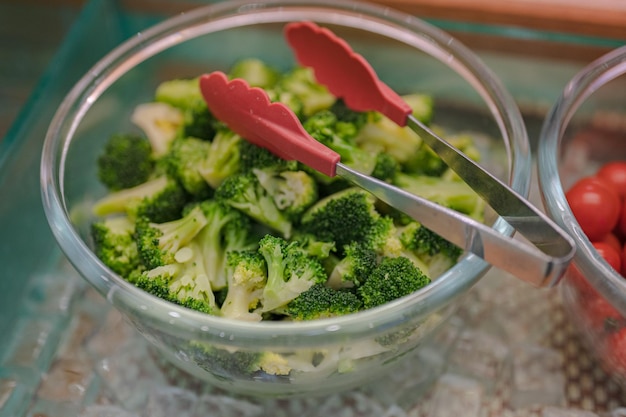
[198,21,575,288]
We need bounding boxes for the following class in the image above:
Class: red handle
[199,72,340,177]
[284,21,412,126]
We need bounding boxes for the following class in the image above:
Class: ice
[424,374,484,417]
[192,393,264,417]
[446,327,509,391]
[509,344,566,409]
[307,391,387,417]
[144,386,197,417]
[94,340,168,410]
[541,406,599,417]
[79,404,140,417]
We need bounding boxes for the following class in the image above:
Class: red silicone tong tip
[284,21,412,126]
[199,72,340,177]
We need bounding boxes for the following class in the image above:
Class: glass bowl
[538,45,626,387]
[41,0,531,397]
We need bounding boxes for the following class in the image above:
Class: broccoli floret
[131,102,184,157]
[393,173,485,219]
[300,188,380,251]
[355,115,422,165]
[215,173,292,238]
[371,152,399,183]
[303,110,377,176]
[135,205,208,269]
[258,235,327,312]
[164,136,213,199]
[133,241,218,314]
[404,93,434,124]
[198,129,242,189]
[190,342,291,378]
[92,175,189,223]
[91,216,144,278]
[270,66,335,118]
[228,58,281,89]
[327,242,377,289]
[328,99,370,135]
[97,133,154,191]
[285,283,362,320]
[155,77,218,140]
[252,168,318,221]
[290,232,336,260]
[195,200,254,291]
[238,140,298,174]
[357,256,430,309]
[221,250,267,321]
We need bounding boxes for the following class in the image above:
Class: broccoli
[164,136,213,199]
[393,173,485,219]
[215,173,292,238]
[154,77,218,141]
[194,200,254,291]
[303,110,377,176]
[327,241,377,289]
[190,342,291,378]
[270,66,335,118]
[220,250,267,321]
[285,283,362,320]
[198,129,242,189]
[328,99,370,135]
[228,58,281,89]
[358,256,431,309]
[135,205,208,269]
[97,133,154,191]
[92,175,189,223]
[238,139,298,174]
[355,115,423,165]
[258,234,327,312]
[132,241,217,314]
[300,188,380,251]
[131,102,184,157]
[91,216,143,277]
[371,152,399,183]
[252,168,318,221]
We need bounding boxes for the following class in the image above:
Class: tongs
[199,21,575,288]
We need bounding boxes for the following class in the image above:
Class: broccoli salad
[90,58,486,323]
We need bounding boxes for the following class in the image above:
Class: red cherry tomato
[600,232,622,254]
[598,161,626,198]
[593,241,622,272]
[566,177,621,241]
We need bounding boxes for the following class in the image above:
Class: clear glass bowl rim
[538,45,626,317]
[40,0,531,345]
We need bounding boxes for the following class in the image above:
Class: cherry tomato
[566,176,621,241]
[598,161,626,198]
[593,241,622,272]
[599,233,622,254]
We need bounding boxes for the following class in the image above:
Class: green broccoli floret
[238,140,298,174]
[355,114,423,165]
[258,235,327,312]
[285,283,363,320]
[252,168,318,221]
[270,66,335,118]
[164,136,213,199]
[190,342,291,377]
[228,58,281,89]
[97,133,154,191]
[393,173,485,219]
[131,102,184,157]
[221,250,267,321]
[194,200,254,291]
[92,175,189,223]
[198,129,242,189]
[135,205,208,269]
[290,232,336,260]
[300,188,380,251]
[327,242,377,289]
[91,216,144,278]
[371,152,400,183]
[303,110,377,176]
[132,241,217,314]
[215,173,292,238]
[328,99,370,135]
[357,256,430,309]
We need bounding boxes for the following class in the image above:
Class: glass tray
[1,1,624,416]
